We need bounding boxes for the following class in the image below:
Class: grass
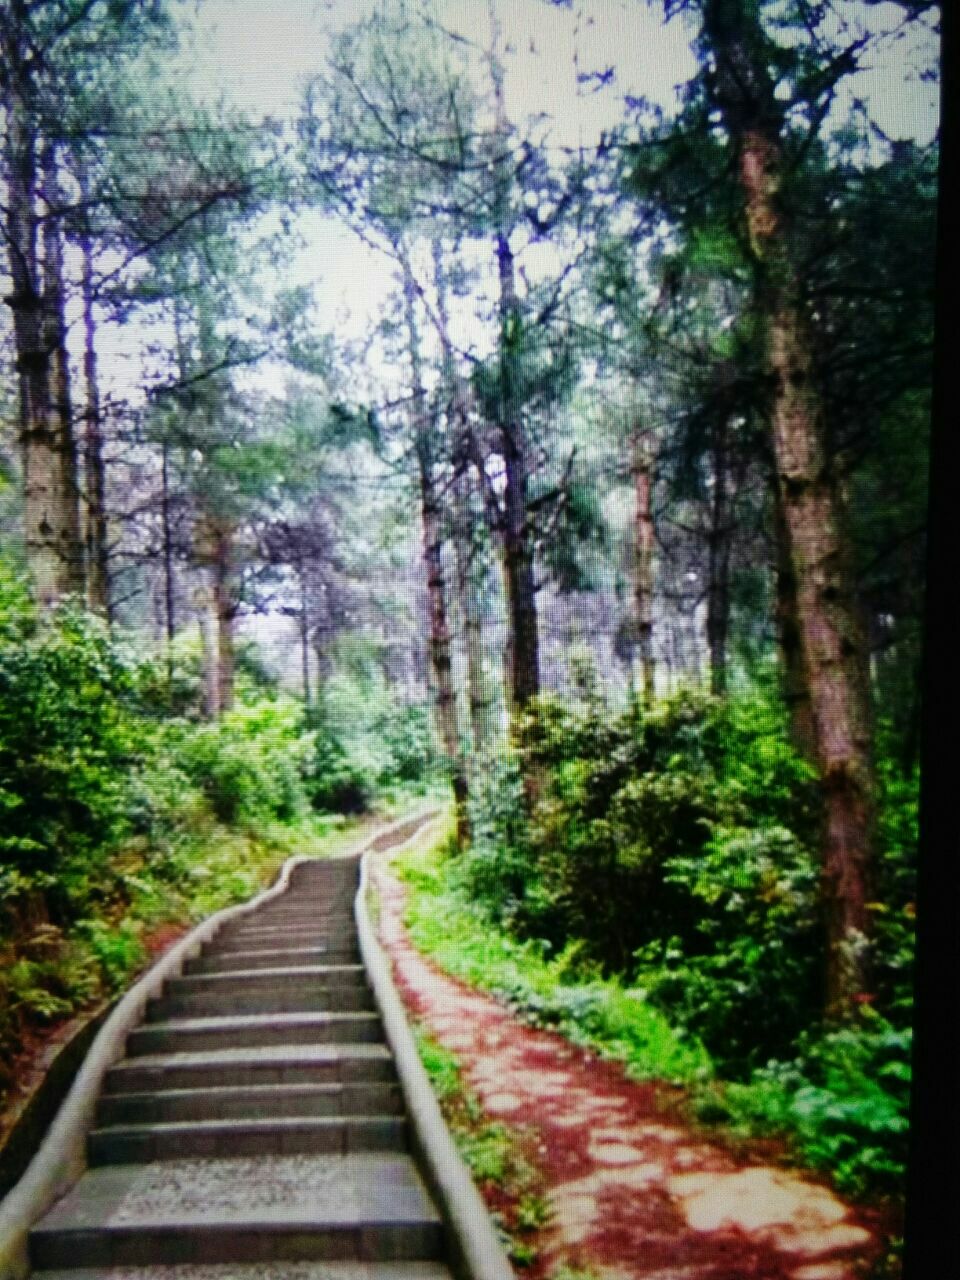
[414,1024,552,1267]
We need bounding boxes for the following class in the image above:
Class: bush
[0,601,149,906]
[720,1010,913,1195]
[635,824,822,1074]
[304,726,373,814]
[170,695,313,826]
[374,702,440,785]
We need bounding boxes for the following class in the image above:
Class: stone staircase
[27,854,453,1279]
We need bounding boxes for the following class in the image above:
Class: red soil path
[371,853,892,1280]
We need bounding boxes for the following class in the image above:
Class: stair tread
[110,1043,392,1070]
[140,1012,378,1032]
[34,1154,439,1230]
[93,1115,402,1136]
[172,965,365,982]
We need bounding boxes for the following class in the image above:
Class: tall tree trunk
[40,140,85,598]
[772,485,816,757]
[399,246,469,840]
[299,568,312,707]
[194,513,235,717]
[706,417,731,697]
[703,0,876,1020]
[432,238,493,757]
[210,519,236,716]
[197,590,219,720]
[489,0,540,712]
[160,440,176,683]
[2,88,72,606]
[632,419,657,701]
[452,469,491,756]
[500,434,540,712]
[76,161,111,617]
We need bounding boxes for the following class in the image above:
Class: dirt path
[371,855,891,1280]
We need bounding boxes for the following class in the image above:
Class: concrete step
[212,929,359,950]
[104,1045,396,1093]
[35,1263,452,1279]
[166,965,368,996]
[87,1115,408,1163]
[186,947,361,973]
[127,1013,383,1056]
[217,911,353,931]
[255,902,355,916]
[148,985,374,1019]
[96,1081,404,1126]
[215,926,358,947]
[30,1154,443,1268]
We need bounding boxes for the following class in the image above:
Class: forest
[0,0,939,1270]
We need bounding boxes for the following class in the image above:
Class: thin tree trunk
[703,0,876,1020]
[161,440,176,681]
[501,443,540,711]
[299,569,312,707]
[399,246,469,840]
[76,161,111,617]
[489,0,540,712]
[40,140,85,598]
[453,470,490,756]
[198,594,219,720]
[632,420,657,702]
[432,238,492,757]
[706,418,731,697]
[210,519,236,715]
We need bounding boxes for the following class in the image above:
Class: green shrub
[634,824,822,1073]
[0,601,148,906]
[374,702,439,785]
[171,695,313,826]
[721,1011,912,1195]
[304,726,373,814]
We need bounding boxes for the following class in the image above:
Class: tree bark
[299,569,312,708]
[706,417,731,697]
[772,485,816,757]
[160,440,176,680]
[452,469,491,755]
[489,1,540,711]
[75,160,111,617]
[39,140,85,598]
[702,0,876,1020]
[632,420,657,701]
[432,239,493,757]
[209,517,236,716]
[2,85,73,606]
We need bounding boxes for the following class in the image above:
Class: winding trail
[371,853,890,1280]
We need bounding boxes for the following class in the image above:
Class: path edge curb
[356,817,516,1280]
[0,809,433,1280]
